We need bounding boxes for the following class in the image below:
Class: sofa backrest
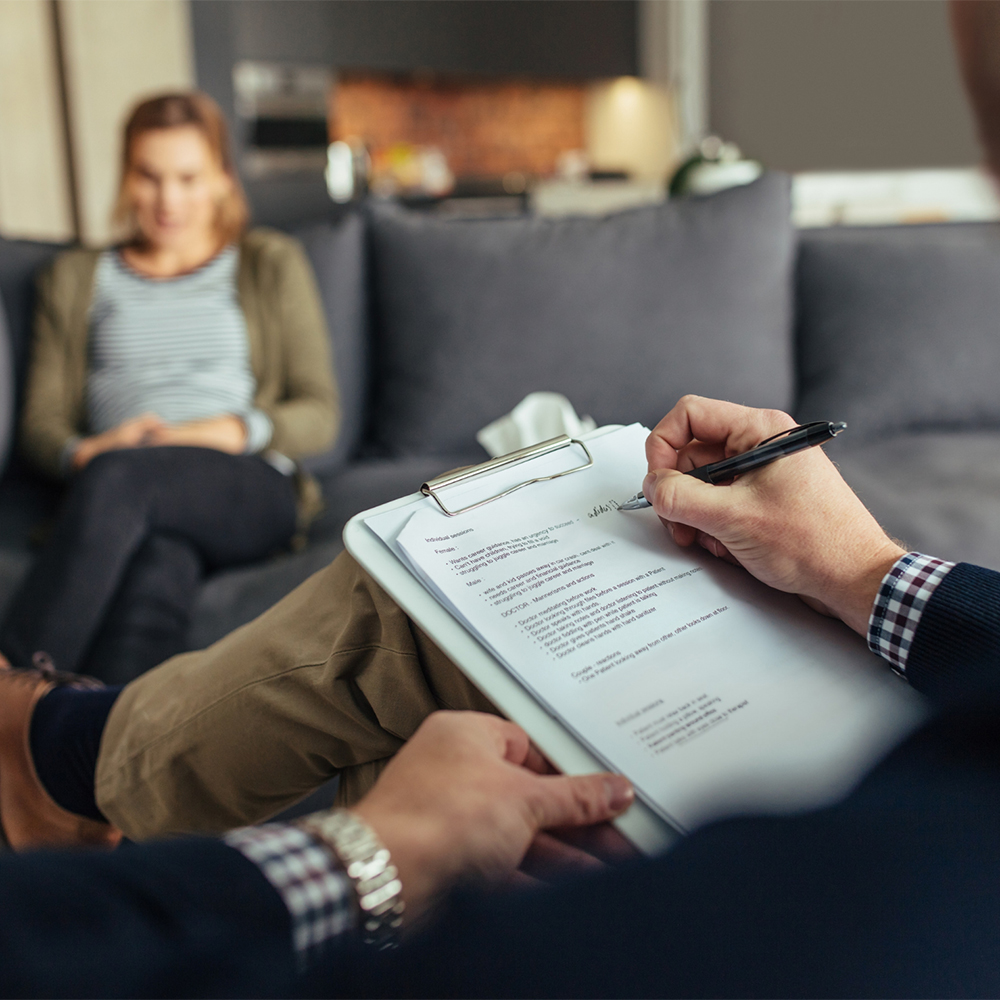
[0,237,65,421]
[366,172,798,456]
[795,222,1000,440]
[0,237,66,481]
[293,212,368,472]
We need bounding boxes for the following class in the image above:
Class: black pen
[619,420,847,510]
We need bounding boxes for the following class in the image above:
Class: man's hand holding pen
[641,395,904,637]
[350,396,911,916]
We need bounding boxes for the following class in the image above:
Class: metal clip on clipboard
[421,435,594,517]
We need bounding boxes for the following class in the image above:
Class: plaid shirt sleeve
[868,552,955,674]
[224,823,356,969]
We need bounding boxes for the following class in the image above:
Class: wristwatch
[299,809,405,949]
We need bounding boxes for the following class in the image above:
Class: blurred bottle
[325,137,371,203]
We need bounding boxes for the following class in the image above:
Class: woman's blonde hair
[113,91,249,244]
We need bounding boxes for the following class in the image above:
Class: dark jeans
[0,447,297,683]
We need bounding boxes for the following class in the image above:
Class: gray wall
[709,0,981,171]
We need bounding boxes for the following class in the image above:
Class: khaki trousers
[94,552,497,841]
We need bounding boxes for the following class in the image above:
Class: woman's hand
[144,415,247,454]
[71,413,166,470]
[643,395,904,637]
[71,414,248,470]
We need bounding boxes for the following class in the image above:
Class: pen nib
[619,492,651,511]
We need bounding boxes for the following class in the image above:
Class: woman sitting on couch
[0,91,338,684]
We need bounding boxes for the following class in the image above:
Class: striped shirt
[86,247,272,452]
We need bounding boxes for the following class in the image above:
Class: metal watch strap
[298,809,404,949]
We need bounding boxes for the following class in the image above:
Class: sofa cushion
[795,223,1000,440]
[309,452,487,541]
[293,213,368,471]
[368,172,796,455]
[187,539,345,651]
[831,430,1000,570]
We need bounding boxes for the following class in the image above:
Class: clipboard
[344,431,677,855]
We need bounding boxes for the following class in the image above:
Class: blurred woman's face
[124,126,231,251]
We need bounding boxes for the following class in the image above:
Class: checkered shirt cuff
[868,552,955,674]
[224,823,355,968]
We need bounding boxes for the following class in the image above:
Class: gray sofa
[0,172,998,656]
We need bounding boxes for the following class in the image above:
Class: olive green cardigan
[21,228,340,488]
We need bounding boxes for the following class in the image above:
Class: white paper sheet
[365,424,926,832]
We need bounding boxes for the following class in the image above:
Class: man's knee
[94,548,500,837]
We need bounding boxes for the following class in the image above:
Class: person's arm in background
[67,413,167,470]
[19,255,97,478]
[20,252,176,474]
[138,413,246,456]
[643,394,1000,703]
[253,234,340,459]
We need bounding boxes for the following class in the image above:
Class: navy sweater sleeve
[0,837,297,998]
[905,562,1000,702]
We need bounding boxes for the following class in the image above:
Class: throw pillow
[368,172,797,455]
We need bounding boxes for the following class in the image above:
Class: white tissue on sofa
[476,392,597,458]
